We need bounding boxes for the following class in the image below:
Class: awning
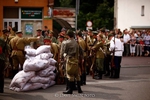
[52,17,72,29]
[130,26,150,29]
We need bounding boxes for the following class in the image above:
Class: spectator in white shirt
[123,29,130,56]
[109,32,124,78]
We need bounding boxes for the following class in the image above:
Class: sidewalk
[121,56,150,67]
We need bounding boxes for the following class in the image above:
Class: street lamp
[75,0,80,31]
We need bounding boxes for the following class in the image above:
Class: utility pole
[75,0,80,31]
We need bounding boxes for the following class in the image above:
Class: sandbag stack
[9,45,57,92]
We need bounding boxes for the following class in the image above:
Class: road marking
[87,78,150,85]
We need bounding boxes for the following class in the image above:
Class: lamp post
[75,0,80,31]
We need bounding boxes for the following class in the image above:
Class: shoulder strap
[112,36,115,56]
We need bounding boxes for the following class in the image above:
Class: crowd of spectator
[114,28,150,57]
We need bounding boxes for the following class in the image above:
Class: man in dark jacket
[0,29,10,93]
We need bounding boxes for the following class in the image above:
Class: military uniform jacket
[86,35,96,51]
[50,43,59,60]
[0,37,9,60]
[92,41,105,59]
[77,37,87,57]
[60,40,67,60]
[63,38,79,59]
[10,36,38,57]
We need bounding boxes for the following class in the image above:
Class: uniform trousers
[12,55,25,71]
[0,59,5,93]
[114,56,122,78]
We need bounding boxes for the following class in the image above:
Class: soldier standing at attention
[91,34,105,79]
[0,29,10,93]
[76,31,87,85]
[9,30,40,77]
[86,29,95,75]
[62,29,82,94]
[31,29,44,49]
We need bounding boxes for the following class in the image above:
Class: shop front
[0,0,53,36]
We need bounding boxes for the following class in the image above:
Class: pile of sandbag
[9,45,57,92]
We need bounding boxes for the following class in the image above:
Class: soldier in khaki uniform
[103,35,111,76]
[31,29,44,49]
[91,34,105,79]
[76,31,87,85]
[62,29,82,94]
[9,30,40,77]
[44,37,59,61]
[0,29,10,93]
[86,29,96,75]
[1,29,13,78]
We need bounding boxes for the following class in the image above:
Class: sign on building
[21,8,42,19]
[53,7,75,28]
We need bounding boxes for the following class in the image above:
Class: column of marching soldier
[0,26,121,94]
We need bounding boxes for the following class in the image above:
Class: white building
[114,0,150,31]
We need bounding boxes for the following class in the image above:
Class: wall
[0,0,54,35]
[115,0,150,31]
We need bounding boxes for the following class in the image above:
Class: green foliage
[54,0,114,30]
[59,0,73,7]
[78,0,114,30]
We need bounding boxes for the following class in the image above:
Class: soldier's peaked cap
[36,29,42,31]
[2,29,9,34]
[16,30,22,34]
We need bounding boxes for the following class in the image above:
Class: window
[141,5,144,16]
[3,7,19,18]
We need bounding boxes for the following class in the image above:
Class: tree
[54,0,114,30]
[59,0,73,7]
[78,0,114,30]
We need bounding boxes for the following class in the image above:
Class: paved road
[0,57,150,100]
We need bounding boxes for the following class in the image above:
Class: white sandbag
[22,83,43,92]
[10,87,21,92]
[9,71,35,90]
[42,81,56,89]
[48,58,57,65]
[35,53,53,60]
[36,45,51,55]
[25,48,36,56]
[23,59,50,72]
[49,73,56,80]
[25,55,35,59]
[28,76,51,84]
[36,65,56,77]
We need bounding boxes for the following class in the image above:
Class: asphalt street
[0,57,150,100]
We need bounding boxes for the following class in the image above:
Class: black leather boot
[63,81,73,94]
[80,75,83,86]
[72,81,77,90]
[0,79,4,93]
[77,81,83,93]
[65,78,69,90]
[82,73,86,85]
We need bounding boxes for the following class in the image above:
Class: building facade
[114,0,150,31]
[0,0,54,36]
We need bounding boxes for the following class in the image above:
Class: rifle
[111,37,115,68]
